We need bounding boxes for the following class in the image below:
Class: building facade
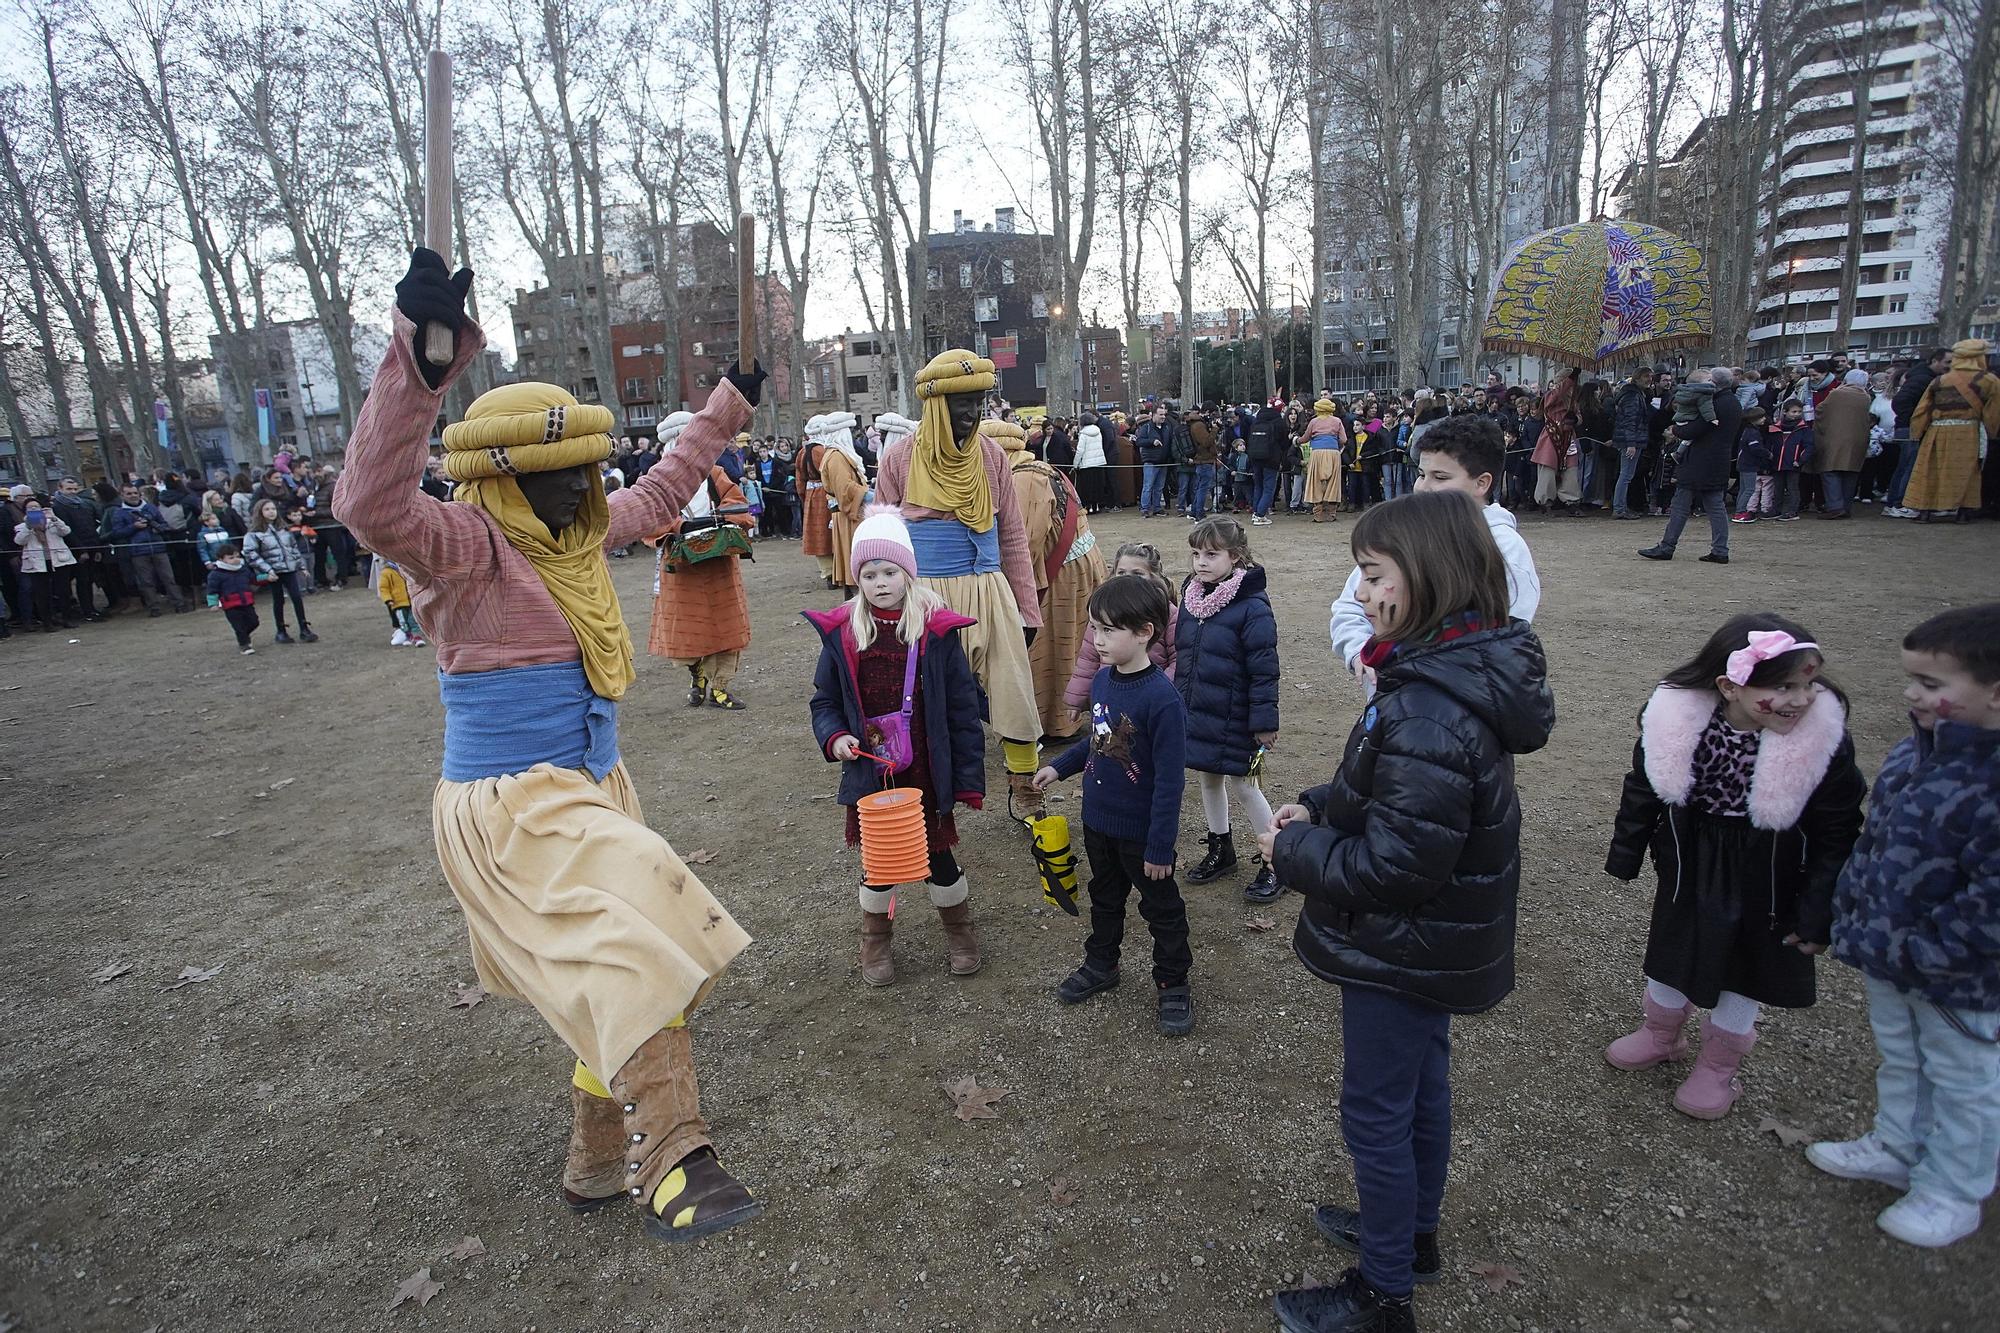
[920,208,1066,406]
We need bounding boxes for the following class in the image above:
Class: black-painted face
[946,392,981,446]
[517,463,593,534]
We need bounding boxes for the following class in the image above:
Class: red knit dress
[844,608,956,851]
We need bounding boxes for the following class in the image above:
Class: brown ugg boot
[1008,771,1046,820]
[930,876,982,976]
[858,890,895,987]
[609,1025,763,1242]
[561,1081,628,1212]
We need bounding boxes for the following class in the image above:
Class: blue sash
[439,661,620,782]
[906,519,1001,576]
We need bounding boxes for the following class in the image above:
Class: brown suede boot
[859,908,895,986]
[930,875,982,975]
[609,1026,763,1242]
[561,1082,627,1212]
[1008,771,1046,820]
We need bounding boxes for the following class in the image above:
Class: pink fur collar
[1638,684,1846,830]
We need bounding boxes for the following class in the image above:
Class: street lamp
[300,372,319,457]
[1778,257,1801,362]
[837,332,851,412]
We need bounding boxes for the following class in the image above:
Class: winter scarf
[1183,566,1249,619]
[1359,610,1493,672]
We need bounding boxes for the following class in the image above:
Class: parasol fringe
[1478,333,1712,373]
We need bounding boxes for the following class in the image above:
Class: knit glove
[724,360,767,408]
[394,248,475,391]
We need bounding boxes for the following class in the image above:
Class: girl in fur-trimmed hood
[1603,612,1866,1121]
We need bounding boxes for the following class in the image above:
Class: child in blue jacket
[1812,603,2000,1250]
[1730,406,1775,523]
[1768,399,1815,521]
[805,511,986,987]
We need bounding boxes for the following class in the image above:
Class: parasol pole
[735,214,756,371]
[422,49,456,368]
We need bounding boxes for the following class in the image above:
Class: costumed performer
[797,414,835,586]
[873,350,1047,817]
[1302,398,1346,522]
[1905,338,1999,522]
[987,417,1105,741]
[817,411,867,595]
[805,510,987,985]
[332,249,766,1245]
[647,410,756,710]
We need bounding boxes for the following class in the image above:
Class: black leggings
[268,570,308,629]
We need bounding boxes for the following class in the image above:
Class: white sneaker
[390,628,409,646]
[1877,1191,1982,1248]
[1883,506,1916,519]
[1806,1133,1911,1189]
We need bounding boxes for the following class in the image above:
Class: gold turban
[1314,398,1336,416]
[440,382,615,481]
[444,382,633,701]
[908,350,999,530]
[1951,338,1990,372]
[979,418,1027,450]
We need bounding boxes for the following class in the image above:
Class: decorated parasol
[1480,218,1711,371]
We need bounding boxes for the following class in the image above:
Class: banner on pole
[990,335,1018,370]
[255,388,273,450]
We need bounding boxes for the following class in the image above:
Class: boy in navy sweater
[1035,575,1193,1035]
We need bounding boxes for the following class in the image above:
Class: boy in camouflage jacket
[1811,604,2000,1250]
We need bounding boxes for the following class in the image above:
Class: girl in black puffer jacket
[1265,490,1553,1333]
[1174,517,1282,903]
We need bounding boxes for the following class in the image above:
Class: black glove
[724,360,768,408]
[1023,625,1038,649]
[395,248,474,390]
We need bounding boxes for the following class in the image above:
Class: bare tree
[1131,0,1219,403]
[1098,14,1170,409]
[1929,0,1999,336]
[758,24,832,438]
[1210,13,1302,401]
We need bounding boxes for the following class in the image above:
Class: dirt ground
[2,502,1996,1333]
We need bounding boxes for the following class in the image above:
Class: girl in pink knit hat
[803,509,989,986]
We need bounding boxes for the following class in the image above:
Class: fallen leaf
[1467,1261,1525,1294]
[92,961,134,983]
[941,1074,1012,1122]
[160,964,224,992]
[704,793,718,802]
[440,1235,486,1262]
[684,848,719,864]
[269,777,295,790]
[449,984,487,1010]
[388,1266,443,1310]
[1047,1177,1078,1207]
[1244,915,1278,932]
[1758,1115,1812,1148]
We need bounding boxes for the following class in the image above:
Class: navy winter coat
[1174,565,1279,774]
[1833,721,2000,1012]
[1669,388,1740,491]
[1277,622,1554,1014]
[805,606,987,812]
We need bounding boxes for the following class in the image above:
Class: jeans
[1176,465,1195,513]
[1252,465,1280,518]
[1340,985,1453,1298]
[1887,435,1921,507]
[1081,828,1191,987]
[1820,469,1859,514]
[1578,444,1598,505]
[1189,463,1216,520]
[1775,472,1803,517]
[1612,443,1644,514]
[130,551,187,611]
[1865,975,2000,1206]
[1659,486,1729,556]
[1140,462,1167,515]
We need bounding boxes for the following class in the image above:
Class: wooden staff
[736,213,756,370]
[423,49,456,367]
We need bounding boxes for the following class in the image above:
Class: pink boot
[1673,1021,1757,1120]
[1604,996,1692,1070]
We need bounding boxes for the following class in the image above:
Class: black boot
[1313,1204,1442,1284]
[687,664,708,707]
[1273,1268,1416,1333]
[1242,854,1280,904]
[1184,831,1237,884]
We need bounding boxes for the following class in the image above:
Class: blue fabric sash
[439,661,620,782]
[906,518,1000,576]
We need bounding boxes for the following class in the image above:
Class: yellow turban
[909,350,999,531]
[444,382,633,701]
[1951,338,1990,372]
[979,418,1027,453]
[1314,398,1336,416]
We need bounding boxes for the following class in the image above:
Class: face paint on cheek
[1802,662,1818,678]
[1753,698,1776,715]
[1935,698,1958,718]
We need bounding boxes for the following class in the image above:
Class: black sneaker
[1313,1204,1442,1284]
[299,627,320,642]
[1056,963,1119,1005]
[275,630,293,644]
[1698,553,1728,565]
[1242,858,1280,904]
[1156,984,1194,1038]
[1637,546,1673,561]
[1274,1268,1416,1333]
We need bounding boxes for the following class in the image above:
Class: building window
[1890,263,1911,282]
[926,266,942,288]
[1329,259,1344,273]
[959,263,973,287]
[975,331,989,355]
[1352,288,1368,302]
[975,296,999,323]
[621,344,643,357]
[623,377,645,400]
[1508,146,1522,163]
[1887,296,1907,314]
[1035,362,1047,389]
[656,375,674,398]
[1001,259,1015,285]
[1375,257,1390,270]
[846,374,869,395]
[1031,293,1048,318]
[560,292,577,308]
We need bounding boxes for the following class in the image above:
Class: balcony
[1774,217,1901,247]
[1782,115,1917,157]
